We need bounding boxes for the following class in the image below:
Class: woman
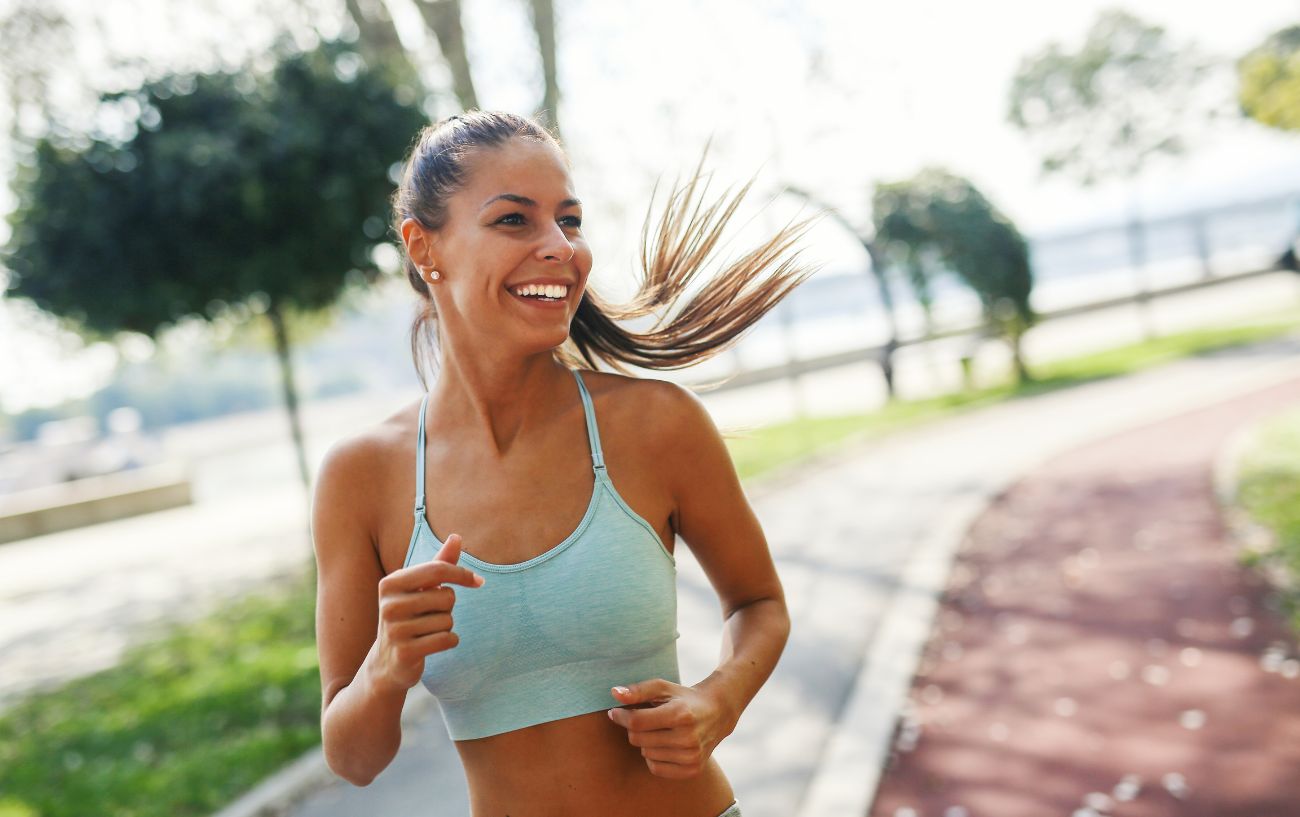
[313,110,817,817]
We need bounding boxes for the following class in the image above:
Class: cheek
[574,241,595,273]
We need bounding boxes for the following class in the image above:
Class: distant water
[709,192,1300,375]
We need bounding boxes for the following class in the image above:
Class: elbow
[324,745,379,787]
[321,717,391,788]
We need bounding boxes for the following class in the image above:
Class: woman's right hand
[370,533,485,694]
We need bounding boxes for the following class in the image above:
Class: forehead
[459,138,576,205]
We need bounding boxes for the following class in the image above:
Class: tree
[409,0,481,110]
[525,0,561,134]
[784,184,903,399]
[1007,8,1215,337]
[2,37,429,499]
[341,0,425,92]
[0,2,76,141]
[873,168,1037,385]
[1238,25,1300,133]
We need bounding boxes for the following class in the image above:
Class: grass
[1235,405,1300,636]
[1,306,1298,817]
[727,307,1300,480]
[0,573,321,817]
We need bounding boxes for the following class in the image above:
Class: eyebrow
[481,193,582,210]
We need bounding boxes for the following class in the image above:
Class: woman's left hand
[606,679,736,779]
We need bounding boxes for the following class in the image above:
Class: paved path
[868,376,1300,817]
[284,339,1300,817]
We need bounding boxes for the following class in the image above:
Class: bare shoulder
[313,399,421,547]
[316,412,405,490]
[575,369,714,447]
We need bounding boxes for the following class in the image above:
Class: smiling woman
[311,110,817,817]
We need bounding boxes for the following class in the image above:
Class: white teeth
[512,284,568,299]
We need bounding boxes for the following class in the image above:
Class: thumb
[435,532,463,564]
[611,680,665,705]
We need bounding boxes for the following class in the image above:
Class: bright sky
[1,0,1298,414]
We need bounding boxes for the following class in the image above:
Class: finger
[644,758,696,779]
[397,552,485,590]
[380,586,455,624]
[407,585,457,613]
[392,611,453,639]
[641,746,701,765]
[625,727,689,749]
[609,705,679,733]
[433,532,463,564]
[612,679,678,706]
[404,629,460,656]
[609,701,681,732]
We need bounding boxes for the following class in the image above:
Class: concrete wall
[0,463,192,544]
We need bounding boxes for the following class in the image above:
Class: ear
[400,217,441,272]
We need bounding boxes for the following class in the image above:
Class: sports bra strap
[571,369,607,473]
[414,391,430,518]
[414,370,605,517]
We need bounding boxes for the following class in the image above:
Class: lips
[508,286,569,309]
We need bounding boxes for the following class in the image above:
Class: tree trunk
[1127,183,1156,342]
[343,0,423,90]
[412,0,478,110]
[864,241,900,400]
[526,0,560,135]
[1010,330,1032,385]
[267,302,312,500]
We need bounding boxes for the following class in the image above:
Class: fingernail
[476,574,486,586]
[607,709,615,719]
[614,686,630,695]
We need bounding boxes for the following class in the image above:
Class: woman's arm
[313,436,406,786]
[656,382,792,733]
[607,379,790,777]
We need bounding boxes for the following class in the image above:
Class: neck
[430,343,572,459]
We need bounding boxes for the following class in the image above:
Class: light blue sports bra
[402,367,681,741]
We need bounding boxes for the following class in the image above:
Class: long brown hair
[389,110,821,389]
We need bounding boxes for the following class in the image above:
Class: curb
[1211,410,1297,606]
[794,465,1008,817]
[209,687,438,817]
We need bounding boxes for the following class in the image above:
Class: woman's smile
[506,279,574,310]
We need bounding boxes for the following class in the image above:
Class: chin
[519,327,573,357]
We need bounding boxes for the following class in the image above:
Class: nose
[538,222,576,264]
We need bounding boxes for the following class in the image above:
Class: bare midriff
[454,709,736,817]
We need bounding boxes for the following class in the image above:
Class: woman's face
[421,137,593,358]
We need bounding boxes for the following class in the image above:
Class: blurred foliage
[1007,8,1215,185]
[872,168,1036,382]
[1237,405,1300,636]
[0,572,319,817]
[1238,25,1300,133]
[0,1,75,133]
[1,36,429,486]
[2,36,426,338]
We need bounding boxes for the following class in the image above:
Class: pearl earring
[425,267,440,281]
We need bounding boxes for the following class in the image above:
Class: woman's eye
[495,213,581,228]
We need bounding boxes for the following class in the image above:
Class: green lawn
[1235,405,1300,635]
[2,306,1298,817]
[0,574,321,817]
[728,308,1300,481]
